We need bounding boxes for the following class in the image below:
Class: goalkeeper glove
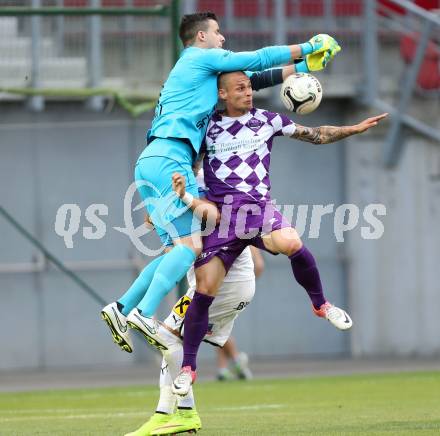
[295,49,336,73]
[299,34,341,57]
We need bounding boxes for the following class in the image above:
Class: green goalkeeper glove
[299,34,341,57]
[295,46,339,73]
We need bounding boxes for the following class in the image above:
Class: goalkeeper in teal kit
[101,12,341,353]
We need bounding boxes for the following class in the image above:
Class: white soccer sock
[160,354,195,409]
[163,345,184,379]
[177,387,195,409]
[156,385,176,415]
[159,355,174,388]
[160,331,184,381]
[158,354,179,414]
[157,326,188,413]
[158,329,196,409]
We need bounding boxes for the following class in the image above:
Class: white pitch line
[0,404,286,423]
[0,407,140,415]
[0,411,147,423]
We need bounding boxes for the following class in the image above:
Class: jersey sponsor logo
[234,301,250,311]
[172,296,192,317]
[207,137,261,155]
[196,106,215,130]
[196,114,210,130]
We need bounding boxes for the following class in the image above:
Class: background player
[215,245,264,382]
[172,71,388,395]
[101,11,342,348]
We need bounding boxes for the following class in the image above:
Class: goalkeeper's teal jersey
[145,45,291,159]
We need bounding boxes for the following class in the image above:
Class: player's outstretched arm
[291,113,388,144]
[249,58,333,92]
[205,34,340,73]
[280,59,332,79]
[172,173,220,225]
[249,45,340,91]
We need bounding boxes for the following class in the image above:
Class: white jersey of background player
[124,170,257,436]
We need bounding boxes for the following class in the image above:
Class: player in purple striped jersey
[172,71,388,395]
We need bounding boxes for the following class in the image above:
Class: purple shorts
[195,201,291,272]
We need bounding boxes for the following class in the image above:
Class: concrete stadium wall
[0,104,151,370]
[344,102,440,357]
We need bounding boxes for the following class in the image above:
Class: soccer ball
[280,73,323,114]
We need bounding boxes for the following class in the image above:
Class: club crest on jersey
[172,296,192,317]
[245,117,263,133]
[207,124,224,143]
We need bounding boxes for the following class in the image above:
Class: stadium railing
[0,0,180,113]
[374,0,440,166]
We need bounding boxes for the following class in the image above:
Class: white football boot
[101,302,133,353]
[172,366,197,396]
[126,308,169,351]
[313,301,353,330]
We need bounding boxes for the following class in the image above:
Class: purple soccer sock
[182,291,215,370]
[289,245,326,309]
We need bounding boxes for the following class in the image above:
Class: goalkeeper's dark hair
[179,12,218,46]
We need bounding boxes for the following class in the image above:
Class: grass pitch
[1,371,439,435]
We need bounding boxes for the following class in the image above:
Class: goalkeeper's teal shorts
[135,138,201,247]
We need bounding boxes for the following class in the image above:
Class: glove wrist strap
[295,60,309,73]
[299,42,313,56]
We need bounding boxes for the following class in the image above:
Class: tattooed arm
[291,113,388,144]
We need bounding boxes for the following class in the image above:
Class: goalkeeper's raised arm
[196,24,341,73]
[149,13,342,156]
[248,53,337,92]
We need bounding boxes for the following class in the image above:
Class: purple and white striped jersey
[203,108,296,206]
